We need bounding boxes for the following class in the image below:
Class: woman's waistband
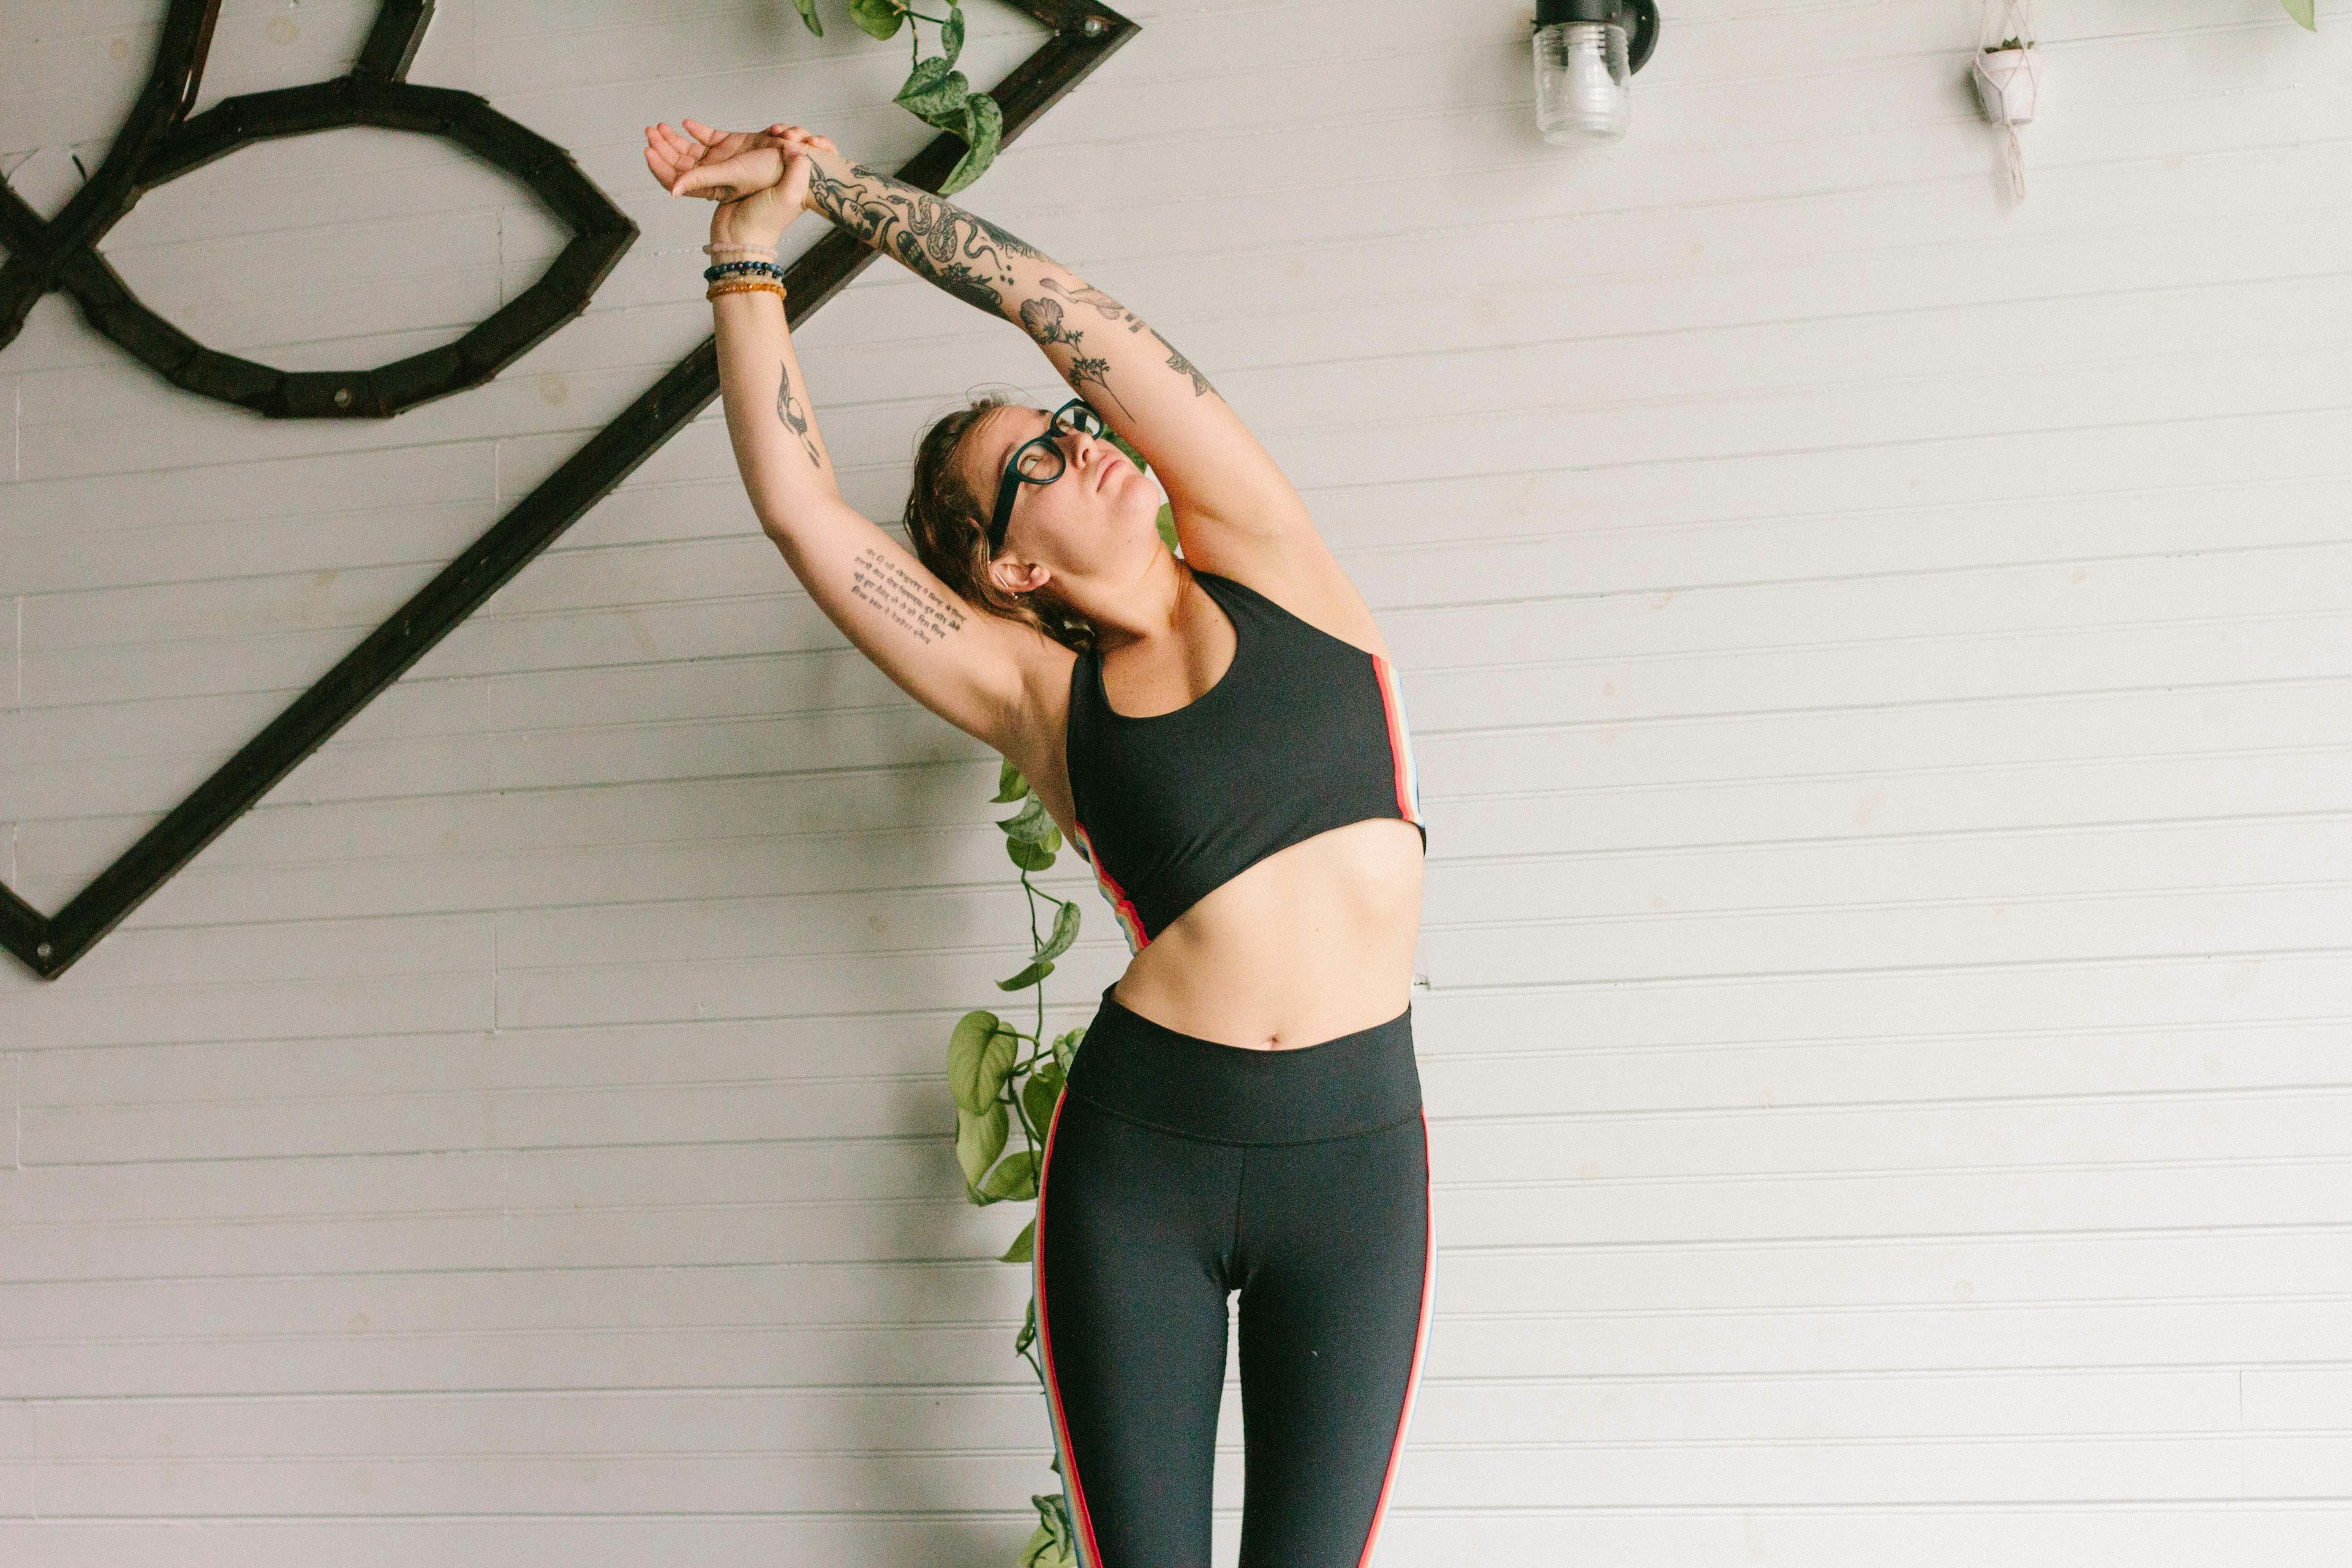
[1063,981,1422,1146]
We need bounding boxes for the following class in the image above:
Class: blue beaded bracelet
[703,260,784,282]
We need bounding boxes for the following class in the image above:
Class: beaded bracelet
[703,239,777,255]
[703,259,785,284]
[707,278,786,303]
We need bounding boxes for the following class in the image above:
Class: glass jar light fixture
[1533,0,1661,145]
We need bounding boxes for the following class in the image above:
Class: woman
[646,117,1433,1567]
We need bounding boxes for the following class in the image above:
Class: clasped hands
[643,118,839,250]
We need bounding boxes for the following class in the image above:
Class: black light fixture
[1532,0,1660,144]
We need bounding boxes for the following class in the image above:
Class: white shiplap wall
[4,0,2349,1561]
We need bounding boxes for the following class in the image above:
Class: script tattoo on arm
[848,545,969,647]
[776,362,822,470]
[1033,276,1219,400]
[805,159,1047,320]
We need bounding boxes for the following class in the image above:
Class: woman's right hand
[643,119,838,249]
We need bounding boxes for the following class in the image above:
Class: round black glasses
[988,396,1106,551]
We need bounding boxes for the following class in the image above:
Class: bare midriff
[1100,816,1425,1052]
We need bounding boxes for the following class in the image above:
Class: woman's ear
[990,554,1053,600]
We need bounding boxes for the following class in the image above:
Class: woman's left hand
[644,119,832,248]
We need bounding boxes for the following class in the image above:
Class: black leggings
[1033,981,1435,1567]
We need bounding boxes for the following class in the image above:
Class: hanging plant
[1972,39,2038,127]
[789,0,1003,192]
[1970,0,2041,203]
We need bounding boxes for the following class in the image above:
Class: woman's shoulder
[1185,543,1393,665]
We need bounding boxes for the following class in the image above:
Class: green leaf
[939,2,966,66]
[1000,792,1063,871]
[946,1009,996,1109]
[938,91,1002,197]
[993,755,1028,803]
[1156,501,1180,552]
[1015,1293,1037,1354]
[894,56,968,119]
[997,954,1055,991]
[984,1028,1021,1107]
[2279,0,2315,28]
[1022,1494,1077,1568]
[1051,1026,1084,1076]
[1000,1216,1036,1264]
[981,1148,1039,1202]
[998,792,1058,847]
[848,0,905,40]
[790,0,824,36]
[1022,1062,1064,1138]
[948,1011,1017,1114]
[1006,834,1057,873]
[1019,1520,1072,1568]
[1034,899,1081,967]
[955,1102,1008,1196]
[897,53,955,97]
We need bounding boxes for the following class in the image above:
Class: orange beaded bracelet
[706,277,786,303]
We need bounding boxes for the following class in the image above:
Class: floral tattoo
[1035,276,1218,400]
[1017,296,1128,418]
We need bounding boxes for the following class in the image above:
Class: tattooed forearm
[805,158,1049,319]
[1032,276,1219,401]
[775,362,823,470]
[848,545,968,646]
[797,153,1221,410]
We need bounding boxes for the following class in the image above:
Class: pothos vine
[786,0,1005,193]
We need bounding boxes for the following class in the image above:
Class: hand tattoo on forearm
[1037,276,1136,325]
[807,159,1046,318]
[776,362,823,470]
[848,545,968,647]
[1033,276,1219,400]
[1150,326,1216,399]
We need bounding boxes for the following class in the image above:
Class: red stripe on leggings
[1357,1107,1436,1567]
[1033,1091,1106,1568]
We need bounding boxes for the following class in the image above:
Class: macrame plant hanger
[1972,0,2040,202]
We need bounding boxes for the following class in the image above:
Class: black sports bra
[1063,570,1427,955]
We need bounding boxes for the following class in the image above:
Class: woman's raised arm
[794,142,1328,577]
[646,120,1050,755]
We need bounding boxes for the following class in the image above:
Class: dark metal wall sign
[0,0,637,420]
[0,0,1139,978]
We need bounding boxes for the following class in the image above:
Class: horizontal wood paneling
[4,0,2347,1559]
